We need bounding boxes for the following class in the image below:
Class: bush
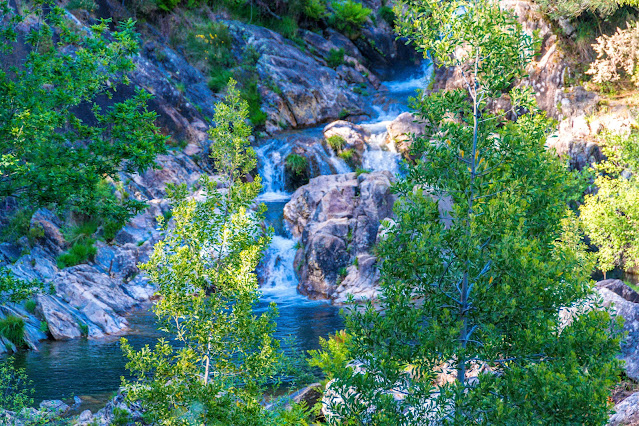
[307,330,352,382]
[327,135,346,151]
[208,69,235,93]
[285,154,308,176]
[338,148,356,166]
[241,80,268,126]
[56,238,97,269]
[535,0,635,18]
[0,316,25,348]
[303,0,327,19]
[326,48,345,68]
[185,22,235,80]
[0,209,34,243]
[329,0,372,38]
[66,0,97,11]
[586,22,639,88]
[379,6,396,27]
[24,300,36,314]
[0,357,33,411]
[271,15,299,39]
[156,0,180,12]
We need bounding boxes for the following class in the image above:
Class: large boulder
[609,392,639,426]
[283,172,395,301]
[323,120,370,167]
[596,281,639,382]
[227,21,370,132]
[385,112,427,157]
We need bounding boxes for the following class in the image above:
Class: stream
[6,60,432,412]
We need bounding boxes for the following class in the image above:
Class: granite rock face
[596,281,639,382]
[323,120,371,167]
[283,172,395,302]
[0,151,209,351]
[385,112,427,157]
[609,392,639,426]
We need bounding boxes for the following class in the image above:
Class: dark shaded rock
[597,279,639,304]
[597,286,639,382]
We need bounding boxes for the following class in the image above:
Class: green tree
[320,0,621,424]
[580,132,639,276]
[0,0,166,227]
[121,80,305,425]
[534,0,639,19]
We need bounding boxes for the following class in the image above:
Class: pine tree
[321,1,621,424]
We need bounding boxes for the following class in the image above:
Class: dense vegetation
[2,0,639,424]
[0,0,166,249]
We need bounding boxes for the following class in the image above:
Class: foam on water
[259,236,319,307]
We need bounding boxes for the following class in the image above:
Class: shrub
[379,5,396,27]
[355,167,371,176]
[56,238,97,269]
[0,209,34,243]
[586,22,639,88]
[103,219,123,242]
[285,154,308,176]
[326,48,345,68]
[66,0,97,11]
[303,0,327,19]
[130,0,159,16]
[79,323,89,337]
[156,0,180,12]
[535,0,636,18]
[327,135,346,152]
[338,148,356,166]
[271,15,299,39]
[24,300,36,314]
[112,407,132,426]
[39,321,49,335]
[185,22,235,79]
[307,330,352,382]
[240,80,268,126]
[0,357,33,411]
[0,316,25,348]
[208,69,235,92]
[339,108,350,119]
[329,0,372,38]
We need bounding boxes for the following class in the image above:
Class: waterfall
[256,60,432,305]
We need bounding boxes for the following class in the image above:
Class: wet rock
[597,279,639,304]
[545,133,602,171]
[76,409,94,425]
[323,120,370,167]
[30,209,66,256]
[93,391,143,425]
[386,112,427,157]
[284,172,395,301]
[39,400,69,416]
[301,29,365,65]
[597,284,639,382]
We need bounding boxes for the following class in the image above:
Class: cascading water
[8,60,433,408]
[255,58,433,332]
